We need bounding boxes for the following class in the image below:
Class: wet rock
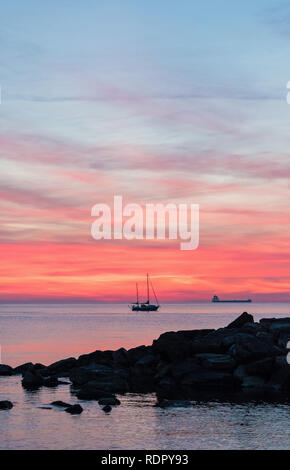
[181,368,236,390]
[102,405,112,412]
[0,364,13,376]
[42,376,63,387]
[229,335,280,363]
[0,400,13,409]
[267,369,290,391]
[98,397,120,406]
[65,404,83,414]
[51,401,72,407]
[76,381,117,400]
[21,370,44,389]
[241,376,265,388]
[226,312,254,329]
[195,353,236,371]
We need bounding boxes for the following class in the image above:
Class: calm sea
[0,302,290,450]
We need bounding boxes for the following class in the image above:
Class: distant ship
[131,274,160,312]
[212,295,252,303]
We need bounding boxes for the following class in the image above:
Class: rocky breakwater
[1,312,290,408]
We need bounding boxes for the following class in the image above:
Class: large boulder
[229,335,280,363]
[21,370,44,389]
[47,357,77,374]
[192,328,241,354]
[0,364,13,376]
[195,353,236,371]
[260,318,290,335]
[13,362,34,374]
[76,350,113,367]
[226,312,254,329]
[127,345,152,365]
[152,332,193,361]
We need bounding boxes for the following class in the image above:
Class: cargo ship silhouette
[212,295,252,303]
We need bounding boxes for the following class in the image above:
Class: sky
[0,0,290,302]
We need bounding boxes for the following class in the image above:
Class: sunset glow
[1,1,290,302]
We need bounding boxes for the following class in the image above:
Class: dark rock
[226,312,254,329]
[156,377,178,400]
[171,359,199,380]
[76,381,117,400]
[229,335,280,363]
[77,350,113,367]
[65,404,83,414]
[222,332,253,349]
[195,353,236,371]
[34,363,46,370]
[266,366,290,391]
[112,348,128,366]
[0,400,13,409]
[98,397,120,406]
[240,322,263,334]
[277,333,290,349]
[0,364,13,376]
[261,318,290,335]
[152,332,193,361]
[127,345,151,364]
[135,353,156,367]
[38,406,52,410]
[51,401,72,407]
[42,376,62,387]
[154,361,171,381]
[47,357,77,373]
[69,365,113,386]
[192,329,239,354]
[180,368,236,390]
[21,370,44,389]
[241,376,265,389]
[176,329,214,340]
[13,362,34,374]
[102,405,112,412]
[243,357,274,379]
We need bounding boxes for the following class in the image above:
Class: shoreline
[1,312,290,411]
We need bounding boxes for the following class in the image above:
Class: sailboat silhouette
[131,274,160,312]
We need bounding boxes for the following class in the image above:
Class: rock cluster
[2,313,290,408]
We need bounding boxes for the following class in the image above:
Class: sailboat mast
[147,273,150,303]
[136,283,139,304]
